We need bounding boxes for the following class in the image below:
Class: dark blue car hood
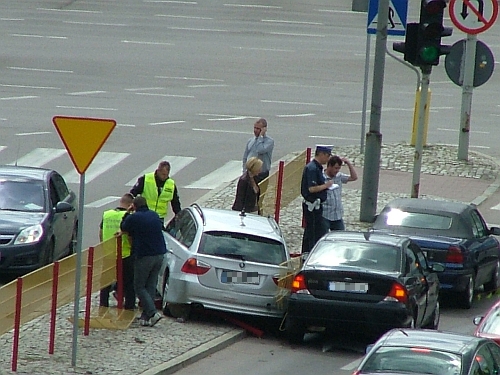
[0,210,48,232]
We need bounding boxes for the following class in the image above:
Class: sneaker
[149,312,162,327]
[139,318,150,327]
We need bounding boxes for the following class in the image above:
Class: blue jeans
[325,218,345,231]
[134,254,164,319]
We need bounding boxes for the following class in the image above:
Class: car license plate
[221,270,259,284]
[328,282,368,293]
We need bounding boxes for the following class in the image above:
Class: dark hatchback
[353,328,500,375]
[285,231,444,343]
[0,166,78,277]
[373,198,500,309]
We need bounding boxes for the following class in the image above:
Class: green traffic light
[420,46,439,63]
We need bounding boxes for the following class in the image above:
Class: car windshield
[480,306,500,335]
[198,231,287,265]
[307,241,401,272]
[362,346,462,375]
[381,208,452,230]
[0,180,45,212]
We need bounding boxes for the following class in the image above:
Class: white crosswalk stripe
[0,146,7,154]
[63,152,130,184]
[84,196,121,208]
[7,147,66,167]
[125,155,196,186]
[185,160,242,189]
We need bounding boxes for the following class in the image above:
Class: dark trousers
[326,218,345,231]
[301,203,328,254]
[100,256,136,310]
[255,170,270,184]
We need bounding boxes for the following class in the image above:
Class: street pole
[360,33,371,154]
[359,0,388,222]
[411,66,431,198]
[457,33,477,161]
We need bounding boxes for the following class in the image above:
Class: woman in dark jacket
[232,157,263,214]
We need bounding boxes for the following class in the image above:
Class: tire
[484,261,500,292]
[423,301,440,330]
[42,239,55,266]
[285,316,306,345]
[67,222,78,256]
[460,275,475,309]
[161,269,172,317]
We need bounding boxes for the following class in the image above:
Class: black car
[0,166,78,277]
[285,231,444,344]
[372,198,500,309]
[353,328,500,375]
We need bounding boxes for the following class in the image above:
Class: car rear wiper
[213,253,246,261]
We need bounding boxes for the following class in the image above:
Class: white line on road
[135,93,195,98]
[0,96,38,100]
[121,40,174,45]
[309,135,359,141]
[168,27,229,32]
[64,21,126,26]
[224,4,282,9]
[85,196,120,208]
[206,116,249,121]
[8,148,66,167]
[37,8,101,13]
[185,161,242,189]
[188,84,228,88]
[261,99,323,106]
[156,76,224,82]
[15,131,52,136]
[145,0,197,3]
[155,14,212,19]
[125,87,165,91]
[149,120,186,125]
[232,46,294,52]
[67,91,106,96]
[126,156,196,186]
[64,152,130,184]
[276,113,315,118]
[0,84,59,90]
[117,123,136,127]
[491,204,500,211]
[438,128,489,134]
[319,121,361,126]
[9,67,72,73]
[192,128,247,134]
[11,34,67,39]
[341,358,362,371]
[261,19,323,25]
[56,105,117,111]
[268,32,325,37]
[437,143,489,149]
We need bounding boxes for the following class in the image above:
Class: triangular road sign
[367,0,408,36]
[52,116,116,174]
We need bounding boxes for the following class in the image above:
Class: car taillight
[446,246,464,263]
[384,282,408,304]
[291,273,309,294]
[180,258,211,275]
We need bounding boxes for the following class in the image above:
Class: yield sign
[449,0,499,34]
[52,116,116,174]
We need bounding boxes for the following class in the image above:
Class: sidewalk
[1,142,499,375]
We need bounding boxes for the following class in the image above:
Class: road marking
[438,127,489,134]
[56,105,117,111]
[224,4,282,9]
[268,32,325,37]
[149,120,185,126]
[261,19,323,25]
[261,99,323,106]
[15,132,51,136]
[121,40,174,46]
[7,148,66,167]
[9,67,72,73]
[341,358,362,371]
[155,14,212,20]
[135,93,195,98]
[0,96,38,101]
[188,84,228,88]
[309,135,359,141]
[0,146,7,153]
[67,91,106,96]
[0,83,58,90]
[126,156,196,186]
[85,196,120,208]
[145,0,197,3]
[185,160,242,189]
[319,121,361,126]
[192,128,247,134]
[156,76,224,82]
[232,47,294,52]
[64,21,126,26]
[64,152,130,184]
[276,113,315,118]
[11,34,67,39]
[491,204,500,211]
[37,8,101,13]
[168,27,229,32]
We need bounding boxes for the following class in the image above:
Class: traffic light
[415,0,452,66]
[393,23,419,65]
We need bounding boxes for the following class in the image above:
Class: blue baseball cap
[315,145,333,154]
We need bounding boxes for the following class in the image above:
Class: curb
[468,151,500,206]
[139,329,246,375]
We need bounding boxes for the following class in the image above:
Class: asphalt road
[1,0,499,247]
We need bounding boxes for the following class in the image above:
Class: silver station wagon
[157,204,293,319]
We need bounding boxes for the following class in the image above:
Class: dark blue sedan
[0,166,78,277]
[373,198,500,309]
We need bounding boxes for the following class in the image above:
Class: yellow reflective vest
[142,172,175,219]
[102,209,132,258]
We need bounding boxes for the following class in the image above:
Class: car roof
[0,165,52,181]
[381,198,470,216]
[189,205,285,243]
[379,328,490,354]
[320,231,409,247]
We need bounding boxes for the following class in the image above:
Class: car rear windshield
[0,180,45,212]
[307,241,401,272]
[361,346,461,375]
[382,208,452,230]
[198,231,287,265]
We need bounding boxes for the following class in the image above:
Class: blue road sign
[367,0,408,36]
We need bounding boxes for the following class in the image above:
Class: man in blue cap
[300,145,334,253]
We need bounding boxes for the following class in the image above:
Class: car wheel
[423,301,440,330]
[285,316,306,345]
[460,275,475,309]
[42,239,55,266]
[161,268,172,317]
[484,261,500,292]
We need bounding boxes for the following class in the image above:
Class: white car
[157,204,293,319]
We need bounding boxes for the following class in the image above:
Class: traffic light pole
[411,66,431,198]
[457,34,477,161]
[359,0,389,222]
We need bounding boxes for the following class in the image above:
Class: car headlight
[14,224,44,244]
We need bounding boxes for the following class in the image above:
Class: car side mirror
[489,227,500,236]
[473,316,484,326]
[55,201,74,213]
